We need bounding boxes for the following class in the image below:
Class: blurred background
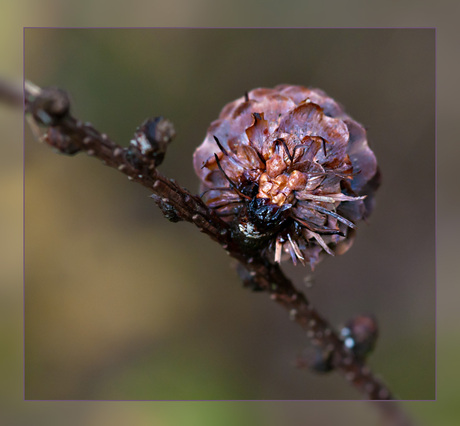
[23,28,435,402]
[1,1,458,425]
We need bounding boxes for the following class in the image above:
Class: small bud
[30,87,70,126]
[340,315,378,358]
[150,194,182,223]
[131,117,175,166]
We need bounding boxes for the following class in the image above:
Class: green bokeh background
[1,1,459,425]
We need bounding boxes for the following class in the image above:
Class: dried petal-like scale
[193,85,379,269]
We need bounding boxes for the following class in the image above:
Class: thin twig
[9,78,416,420]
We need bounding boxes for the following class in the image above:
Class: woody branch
[9,79,414,421]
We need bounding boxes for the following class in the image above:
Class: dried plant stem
[9,79,415,422]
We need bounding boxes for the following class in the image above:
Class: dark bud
[236,262,264,292]
[30,87,70,126]
[150,194,182,223]
[131,117,175,167]
[296,347,334,373]
[340,314,378,359]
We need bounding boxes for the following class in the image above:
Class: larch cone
[194,85,380,269]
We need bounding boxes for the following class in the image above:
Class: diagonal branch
[11,78,415,421]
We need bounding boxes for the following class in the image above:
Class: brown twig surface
[12,79,415,423]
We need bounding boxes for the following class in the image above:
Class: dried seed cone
[193,85,379,269]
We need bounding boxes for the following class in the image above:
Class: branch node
[151,194,183,223]
[340,315,378,359]
[130,117,175,166]
[29,86,70,126]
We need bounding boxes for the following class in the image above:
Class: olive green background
[1,1,458,425]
